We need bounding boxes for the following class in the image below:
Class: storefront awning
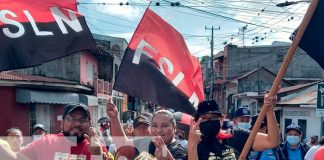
[16,89,98,106]
[79,94,98,106]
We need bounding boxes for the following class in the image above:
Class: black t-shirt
[226,128,250,153]
[133,137,187,160]
[149,140,187,160]
[197,137,239,160]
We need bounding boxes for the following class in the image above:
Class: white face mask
[237,122,251,130]
[32,135,42,141]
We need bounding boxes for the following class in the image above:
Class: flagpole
[239,0,320,159]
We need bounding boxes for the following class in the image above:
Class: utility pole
[239,25,248,47]
[205,26,220,100]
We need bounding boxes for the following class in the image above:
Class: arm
[106,100,136,158]
[0,144,30,160]
[187,119,201,160]
[252,95,280,151]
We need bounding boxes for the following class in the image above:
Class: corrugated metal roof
[277,85,317,105]
[277,81,320,94]
[0,71,77,84]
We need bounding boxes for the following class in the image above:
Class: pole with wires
[205,26,220,100]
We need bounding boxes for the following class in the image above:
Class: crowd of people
[0,95,323,160]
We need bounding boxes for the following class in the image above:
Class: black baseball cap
[134,115,150,128]
[98,117,110,124]
[63,103,91,120]
[286,123,302,134]
[234,107,251,118]
[195,100,221,120]
[250,114,267,129]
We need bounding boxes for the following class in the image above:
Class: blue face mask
[237,122,251,130]
[287,135,300,146]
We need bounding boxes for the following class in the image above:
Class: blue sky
[77,0,309,57]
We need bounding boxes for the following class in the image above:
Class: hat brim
[286,128,302,134]
[64,106,91,119]
[134,122,150,128]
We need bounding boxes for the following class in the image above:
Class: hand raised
[106,98,118,119]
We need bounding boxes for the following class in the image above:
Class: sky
[77,0,310,58]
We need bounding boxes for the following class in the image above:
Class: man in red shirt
[0,103,109,160]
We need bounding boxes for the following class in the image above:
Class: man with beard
[188,94,280,160]
[0,103,110,160]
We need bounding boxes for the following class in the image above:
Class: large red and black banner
[0,0,97,71]
[114,9,204,115]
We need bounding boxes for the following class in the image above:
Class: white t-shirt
[178,139,188,149]
[127,119,134,126]
[304,145,321,160]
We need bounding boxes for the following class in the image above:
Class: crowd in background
[0,95,323,160]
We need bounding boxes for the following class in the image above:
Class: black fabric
[195,100,221,119]
[299,0,324,69]
[148,140,187,160]
[199,120,221,138]
[0,17,97,71]
[197,137,239,160]
[281,142,310,160]
[114,48,196,115]
[226,128,251,153]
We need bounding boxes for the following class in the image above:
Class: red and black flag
[292,0,324,69]
[114,9,204,115]
[0,0,96,71]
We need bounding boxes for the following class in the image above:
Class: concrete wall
[238,69,292,93]
[17,53,81,82]
[80,53,98,86]
[224,45,323,80]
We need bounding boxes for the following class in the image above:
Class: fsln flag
[0,0,97,71]
[114,9,204,115]
[297,0,324,69]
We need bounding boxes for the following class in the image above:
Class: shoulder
[232,128,250,136]
[168,141,187,159]
[229,128,250,142]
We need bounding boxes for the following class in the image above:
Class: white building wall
[280,106,322,143]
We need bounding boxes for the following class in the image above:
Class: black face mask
[199,120,221,138]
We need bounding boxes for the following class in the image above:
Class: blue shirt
[249,149,277,160]
[259,149,277,160]
[287,145,302,160]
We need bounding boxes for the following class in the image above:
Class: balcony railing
[94,78,112,95]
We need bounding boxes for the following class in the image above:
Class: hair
[6,127,22,136]
[152,110,176,126]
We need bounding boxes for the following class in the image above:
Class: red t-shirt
[20,134,108,160]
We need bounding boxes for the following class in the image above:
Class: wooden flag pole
[239,0,320,159]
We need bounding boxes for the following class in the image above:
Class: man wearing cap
[98,117,114,149]
[0,103,110,160]
[132,115,151,137]
[233,107,252,130]
[31,124,47,141]
[281,123,310,160]
[188,95,280,160]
